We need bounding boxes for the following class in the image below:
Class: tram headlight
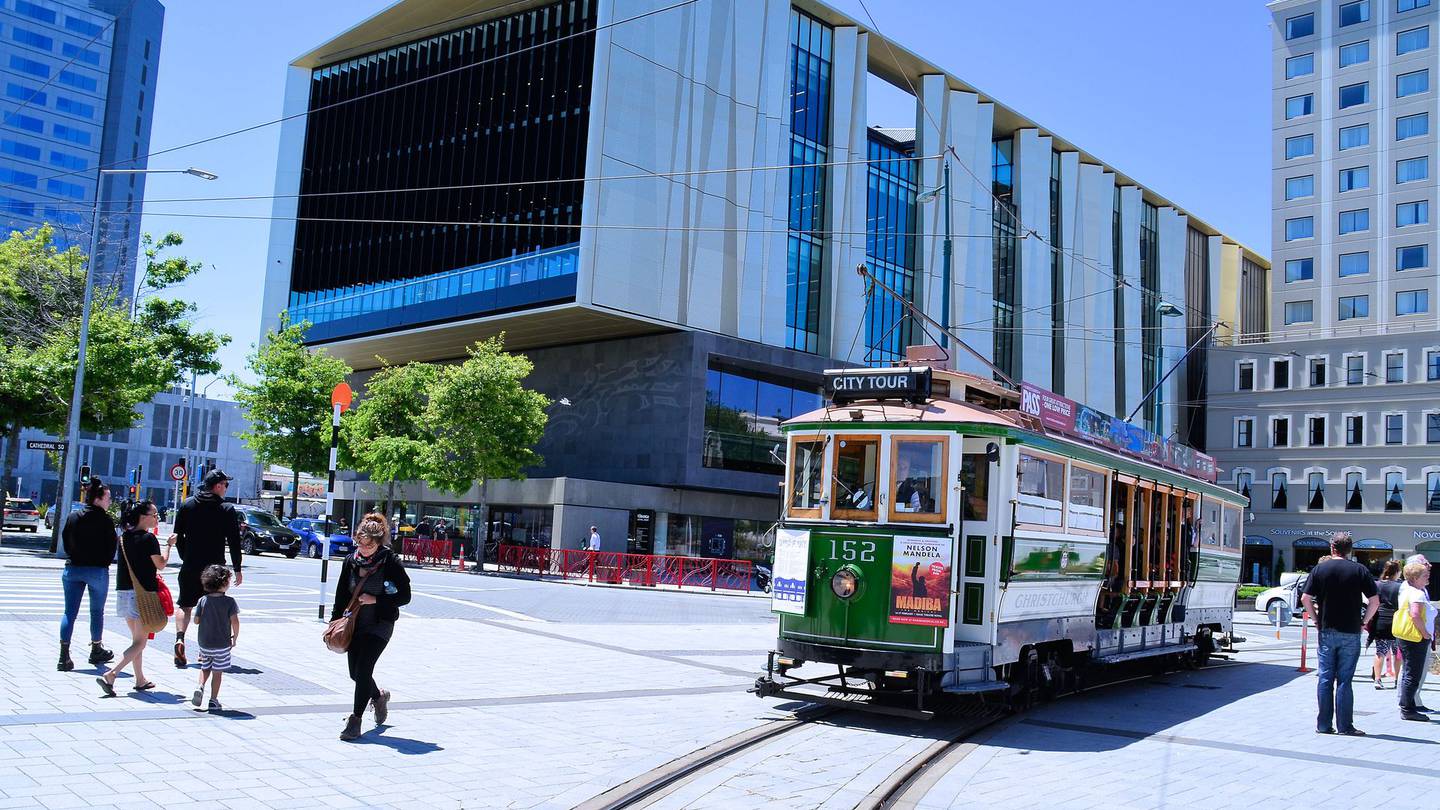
[831,566,861,600]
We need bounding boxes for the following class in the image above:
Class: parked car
[235,506,300,558]
[42,502,87,531]
[1254,572,1309,618]
[3,498,41,532]
[288,518,354,558]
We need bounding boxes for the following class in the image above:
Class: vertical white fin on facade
[827,27,868,362]
[1014,129,1054,389]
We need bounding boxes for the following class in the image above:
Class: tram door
[956,438,1000,644]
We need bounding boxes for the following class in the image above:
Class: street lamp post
[55,168,217,550]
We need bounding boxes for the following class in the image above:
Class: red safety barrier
[401,538,454,566]
[497,545,754,593]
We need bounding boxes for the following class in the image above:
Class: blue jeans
[59,565,109,644]
[1316,629,1362,732]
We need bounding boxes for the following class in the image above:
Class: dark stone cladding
[519,331,834,498]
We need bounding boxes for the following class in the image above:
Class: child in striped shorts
[190,565,240,713]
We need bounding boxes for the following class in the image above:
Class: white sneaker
[192,689,204,710]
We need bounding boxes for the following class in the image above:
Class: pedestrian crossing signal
[79,465,90,485]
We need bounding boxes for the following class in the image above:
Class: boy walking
[190,565,239,713]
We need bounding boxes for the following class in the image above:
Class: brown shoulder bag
[323,566,375,654]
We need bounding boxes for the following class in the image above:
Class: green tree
[340,360,440,519]
[0,227,225,497]
[422,337,549,494]
[231,318,351,518]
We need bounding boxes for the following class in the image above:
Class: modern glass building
[263,0,1264,561]
[0,0,163,294]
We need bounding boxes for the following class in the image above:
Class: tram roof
[785,397,1017,428]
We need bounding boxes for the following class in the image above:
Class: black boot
[57,643,73,672]
[340,714,363,741]
[88,642,114,665]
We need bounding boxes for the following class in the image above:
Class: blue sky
[140,0,1271,396]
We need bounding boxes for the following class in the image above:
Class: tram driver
[894,454,935,513]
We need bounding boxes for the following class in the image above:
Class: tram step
[1092,642,1196,665]
[943,681,1009,694]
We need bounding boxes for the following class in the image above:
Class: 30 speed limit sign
[169,463,186,481]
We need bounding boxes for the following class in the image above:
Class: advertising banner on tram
[888,536,951,626]
[771,528,811,615]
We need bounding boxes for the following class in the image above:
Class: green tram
[754,364,1248,716]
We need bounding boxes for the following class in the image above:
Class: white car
[3,498,42,532]
[1254,572,1308,618]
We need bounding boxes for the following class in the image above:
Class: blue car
[287,518,354,559]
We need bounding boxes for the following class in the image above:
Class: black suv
[236,507,301,558]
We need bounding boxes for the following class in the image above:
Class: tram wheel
[1193,628,1215,669]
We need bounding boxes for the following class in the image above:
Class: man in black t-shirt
[1301,532,1379,736]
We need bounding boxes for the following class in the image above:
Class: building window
[1397,244,1428,270]
[1285,135,1315,159]
[1339,209,1370,234]
[1285,217,1314,241]
[1397,26,1430,54]
[1428,413,1440,443]
[1400,0,1431,11]
[1386,413,1405,444]
[1285,175,1314,200]
[1272,473,1289,510]
[1347,472,1364,511]
[1346,355,1366,385]
[1273,359,1291,389]
[0,139,40,160]
[1287,13,1315,38]
[1309,357,1327,386]
[1340,40,1371,66]
[1339,124,1370,150]
[1338,166,1369,192]
[1309,416,1327,446]
[993,138,1019,380]
[1428,350,1440,380]
[1236,472,1253,503]
[1286,94,1314,119]
[1237,418,1254,448]
[1139,201,1161,432]
[1238,361,1255,391]
[1339,82,1370,108]
[1308,472,1326,510]
[1285,257,1314,282]
[785,9,834,354]
[1397,289,1430,315]
[1340,1,1371,26]
[1338,252,1369,277]
[1396,112,1429,140]
[1396,201,1429,226]
[1429,471,1440,512]
[1339,295,1370,320]
[1386,352,1406,382]
[8,54,49,78]
[14,1,56,23]
[1273,417,1291,447]
[1397,69,1430,97]
[1347,414,1365,445]
[1284,300,1314,324]
[863,132,919,366]
[1286,53,1315,78]
[1397,157,1429,184]
[703,366,822,474]
[1385,471,1405,511]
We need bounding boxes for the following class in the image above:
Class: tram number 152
[827,539,877,562]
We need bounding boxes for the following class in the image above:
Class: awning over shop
[1417,541,1440,564]
[1244,535,1272,546]
[1292,537,1330,548]
[1354,538,1392,550]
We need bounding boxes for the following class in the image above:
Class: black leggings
[346,632,390,717]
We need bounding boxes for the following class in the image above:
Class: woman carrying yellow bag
[1393,560,1433,722]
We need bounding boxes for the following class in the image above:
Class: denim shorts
[114,590,139,621]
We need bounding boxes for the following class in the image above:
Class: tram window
[892,438,946,521]
[832,436,879,518]
[1066,465,1107,533]
[1201,499,1222,547]
[1016,452,1064,527]
[960,453,990,522]
[788,438,825,517]
[1222,505,1242,550]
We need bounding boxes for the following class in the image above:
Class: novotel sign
[825,367,932,404]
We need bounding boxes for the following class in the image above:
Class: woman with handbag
[330,512,411,741]
[98,500,172,696]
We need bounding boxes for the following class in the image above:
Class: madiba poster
[888,536,951,627]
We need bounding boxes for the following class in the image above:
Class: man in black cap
[170,469,243,668]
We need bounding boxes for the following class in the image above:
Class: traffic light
[129,485,137,499]
[79,464,90,486]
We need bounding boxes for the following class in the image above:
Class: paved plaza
[3,531,1439,809]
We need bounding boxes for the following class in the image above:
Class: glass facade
[784,9,832,353]
[288,0,596,335]
[1113,187,1125,415]
[702,363,822,475]
[1139,201,1160,431]
[863,130,917,366]
[1049,151,1065,393]
[992,138,1019,381]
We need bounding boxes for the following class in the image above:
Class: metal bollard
[1297,612,1311,673]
